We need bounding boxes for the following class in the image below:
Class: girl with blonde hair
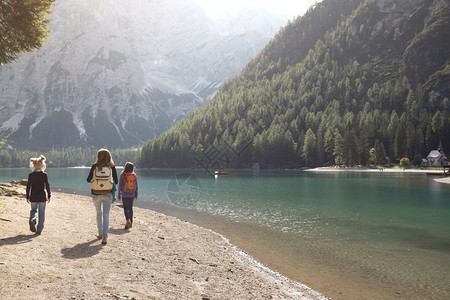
[86,149,118,245]
[26,155,51,234]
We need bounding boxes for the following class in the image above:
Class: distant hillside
[0,0,288,150]
[139,0,450,169]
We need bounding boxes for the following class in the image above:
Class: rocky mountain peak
[0,0,289,150]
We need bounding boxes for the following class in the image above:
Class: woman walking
[86,149,118,245]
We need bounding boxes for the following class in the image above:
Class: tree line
[0,147,139,168]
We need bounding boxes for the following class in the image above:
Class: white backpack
[91,167,113,194]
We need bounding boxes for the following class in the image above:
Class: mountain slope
[139,0,450,169]
[0,0,288,150]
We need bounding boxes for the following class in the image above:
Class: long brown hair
[94,149,114,170]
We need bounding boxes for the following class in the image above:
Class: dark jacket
[86,164,118,194]
[26,170,51,202]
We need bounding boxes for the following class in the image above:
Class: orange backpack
[123,173,136,193]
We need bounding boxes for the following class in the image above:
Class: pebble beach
[0,182,327,300]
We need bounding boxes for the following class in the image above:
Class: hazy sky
[195,0,319,17]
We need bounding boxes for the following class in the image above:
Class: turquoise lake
[2,168,449,299]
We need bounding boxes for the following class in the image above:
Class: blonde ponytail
[30,155,47,170]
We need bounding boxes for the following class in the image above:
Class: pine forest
[139,0,450,169]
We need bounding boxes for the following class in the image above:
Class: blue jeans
[122,198,134,221]
[30,201,46,233]
[92,193,112,238]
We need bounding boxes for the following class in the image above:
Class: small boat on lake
[215,170,229,177]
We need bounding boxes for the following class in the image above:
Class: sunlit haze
[195,0,319,17]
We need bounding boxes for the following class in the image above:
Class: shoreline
[307,166,450,185]
[0,182,327,300]
[305,166,445,173]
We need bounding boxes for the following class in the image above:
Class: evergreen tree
[0,0,55,64]
[303,128,317,166]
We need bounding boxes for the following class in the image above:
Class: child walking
[118,162,138,229]
[26,155,51,235]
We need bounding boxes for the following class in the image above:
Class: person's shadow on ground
[61,227,130,259]
[109,227,130,236]
[61,239,103,259]
[0,234,35,247]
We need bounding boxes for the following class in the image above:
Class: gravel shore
[0,182,327,300]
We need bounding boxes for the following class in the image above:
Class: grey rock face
[0,0,288,149]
